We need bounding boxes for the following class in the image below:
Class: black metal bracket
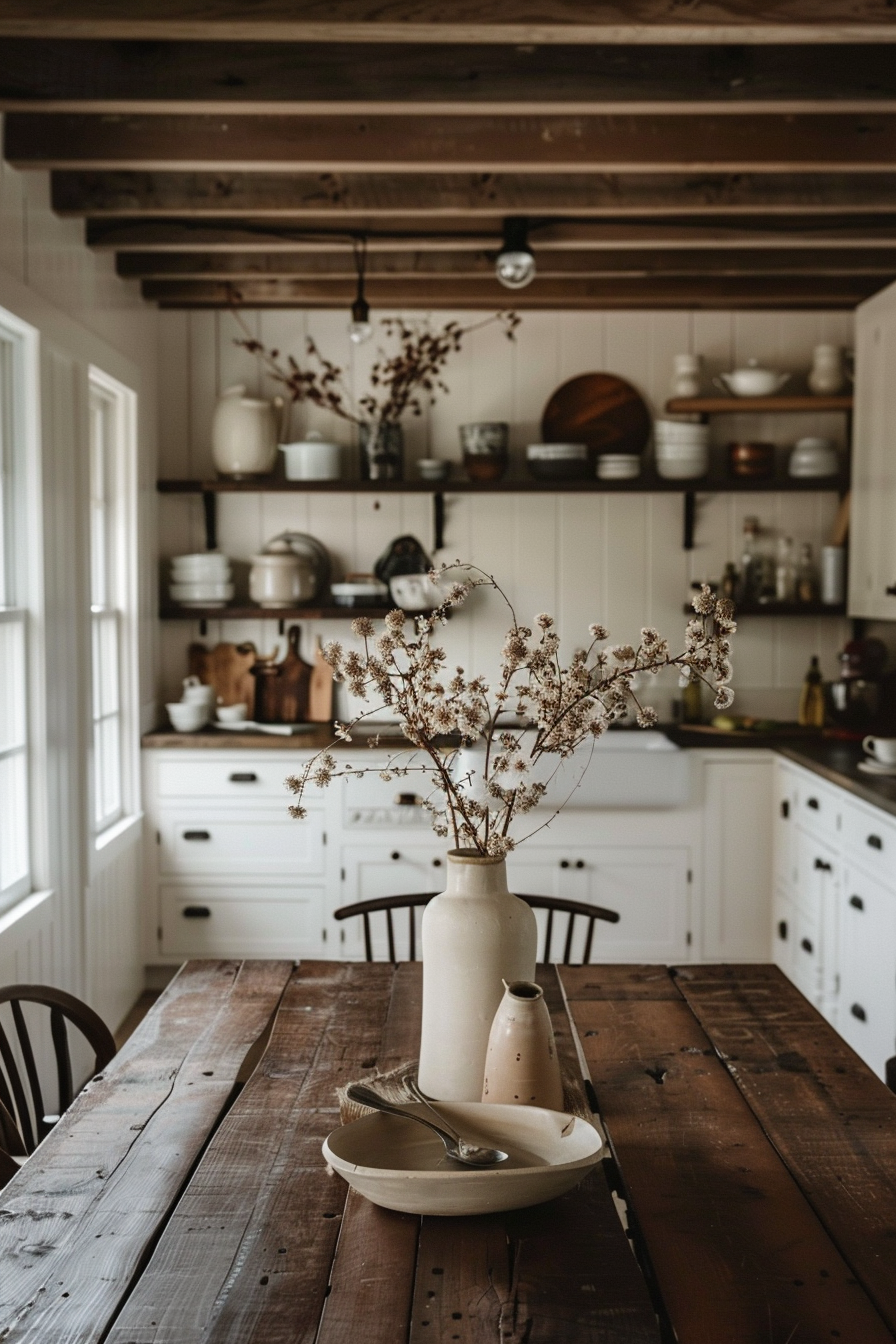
[683,491,696,551]
[433,491,445,552]
[202,490,218,552]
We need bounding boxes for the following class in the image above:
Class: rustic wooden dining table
[1,958,895,1344]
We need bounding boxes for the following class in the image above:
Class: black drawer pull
[780,800,790,819]
[560,860,570,870]
[800,937,814,955]
[886,584,896,596]
[807,797,820,811]
[229,772,258,783]
[849,894,865,911]
[394,792,422,807]
[814,857,832,872]
[850,1003,867,1023]
[867,834,883,851]
[390,851,401,861]
[777,919,788,941]
[182,905,211,919]
[432,858,442,868]
[183,830,211,841]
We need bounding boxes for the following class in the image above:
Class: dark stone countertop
[775,739,896,820]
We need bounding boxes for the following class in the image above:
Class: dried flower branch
[234,312,521,429]
[285,566,737,857]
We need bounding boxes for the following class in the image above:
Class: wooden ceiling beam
[0,2,895,45]
[53,170,896,218]
[115,246,896,279]
[139,275,879,309]
[85,216,896,251]
[13,112,896,172]
[3,42,896,115]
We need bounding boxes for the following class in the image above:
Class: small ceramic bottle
[481,980,565,1110]
[670,353,702,398]
[808,344,846,395]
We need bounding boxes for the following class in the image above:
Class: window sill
[0,888,54,937]
[95,812,143,863]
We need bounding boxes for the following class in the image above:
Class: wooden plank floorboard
[0,958,293,1344]
[675,963,896,1337]
[106,960,396,1344]
[565,971,896,1344]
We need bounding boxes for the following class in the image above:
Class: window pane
[94,611,119,718]
[94,715,121,827]
[0,617,26,753]
[0,750,28,894]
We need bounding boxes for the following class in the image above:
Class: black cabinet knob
[849,894,865,911]
[183,830,211,842]
[560,860,570,870]
[867,834,883,851]
[391,851,401,861]
[777,920,788,941]
[814,857,832,872]
[575,860,585,870]
[850,1003,867,1022]
[780,800,790,819]
[183,905,211,919]
[432,858,442,868]
[800,937,814,954]
[229,772,258,783]
[807,797,820,811]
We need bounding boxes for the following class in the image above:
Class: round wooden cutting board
[541,373,652,456]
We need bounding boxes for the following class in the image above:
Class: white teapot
[714,359,790,398]
[211,385,284,478]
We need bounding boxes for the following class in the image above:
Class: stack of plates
[597,454,641,480]
[170,552,234,609]
[654,418,710,480]
[526,443,589,481]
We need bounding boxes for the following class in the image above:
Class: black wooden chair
[0,984,116,1163]
[333,892,620,965]
[886,1056,895,1094]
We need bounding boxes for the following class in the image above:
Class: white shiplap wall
[158,306,855,722]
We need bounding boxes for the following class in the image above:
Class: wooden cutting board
[308,637,334,724]
[270,625,313,724]
[542,372,652,456]
[189,642,257,714]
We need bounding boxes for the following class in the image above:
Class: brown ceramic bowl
[727,441,776,479]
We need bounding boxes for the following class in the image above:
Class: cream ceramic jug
[211,385,283,478]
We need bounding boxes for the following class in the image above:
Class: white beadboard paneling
[86,838,143,1031]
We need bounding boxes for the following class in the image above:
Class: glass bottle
[798,655,826,728]
[740,516,760,603]
[721,562,739,601]
[681,674,703,724]
[775,536,795,603]
[795,542,818,603]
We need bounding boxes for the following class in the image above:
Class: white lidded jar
[211,384,282,478]
[249,538,315,608]
[418,850,537,1101]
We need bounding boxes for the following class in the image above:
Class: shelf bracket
[202,490,217,552]
[683,491,696,551]
[433,491,445,553]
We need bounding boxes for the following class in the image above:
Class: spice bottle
[798,655,826,728]
[795,542,818,603]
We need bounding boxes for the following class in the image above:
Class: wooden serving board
[542,372,652,456]
[188,641,257,714]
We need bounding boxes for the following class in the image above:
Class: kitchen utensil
[215,702,247,723]
[271,625,313,723]
[830,492,851,547]
[345,1083,508,1168]
[597,454,641,480]
[460,423,509,482]
[417,458,450,482]
[788,437,839,478]
[331,579,390,607]
[188,642,258,716]
[249,536,316,609]
[307,638,334,723]
[526,443,588,481]
[211,384,283,478]
[214,720,317,736]
[863,735,896,765]
[808,344,847,395]
[181,676,216,712]
[323,1100,602,1216]
[728,441,776,479]
[360,421,403,481]
[278,430,342,481]
[714,361,790,397]
[542,373,651,459]
[165,702,209,733]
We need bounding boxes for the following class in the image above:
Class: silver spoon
[346,1082,508,1168]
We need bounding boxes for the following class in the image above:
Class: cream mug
[863,736,896,765]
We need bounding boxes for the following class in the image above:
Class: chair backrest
[332,892,620,965]
[0,984,116,1155]
[886,1056,896,1095]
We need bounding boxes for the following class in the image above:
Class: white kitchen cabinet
[849,278,896,620]
[792,827,839,1019]
[338,841,445,959]
[837,865,896,1075]
[160,882,326,959]
[700,755,774,962]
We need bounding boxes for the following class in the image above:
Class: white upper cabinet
[849,279,896,619]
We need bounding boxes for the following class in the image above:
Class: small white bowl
[323,1102,602,1216]
[656,454,709,480]
[331,580,390,607]
[597,454,641,479]
[417,458,451,482]
[166,702,209,733]
[216,703,248,724]
[170,582,235,604]
[526,443,588,460]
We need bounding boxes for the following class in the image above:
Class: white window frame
[0,305,45,915]
[87,367,139,845]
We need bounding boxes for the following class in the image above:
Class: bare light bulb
[348,294,373,344]
[496,217,536,290]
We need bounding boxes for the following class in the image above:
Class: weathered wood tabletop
[1,960,895,1343]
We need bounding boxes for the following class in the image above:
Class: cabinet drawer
[840,798,896,885]
[772,887,795,979]
[157,757,317,801]
[159,810,324,876]
[795,776,840,841]
[790,904,822,1007]
[160,884,323,957]
[837,866,896,1078]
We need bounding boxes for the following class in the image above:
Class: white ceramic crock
[249,539,315,608]
[279,430,342,481]
[211,385,282,478]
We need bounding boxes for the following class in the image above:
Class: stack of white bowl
[170,552,234,608]
[654,418,710,480]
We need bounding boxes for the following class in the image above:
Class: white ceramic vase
[418,850,537,1102]
[482,980,565,1110]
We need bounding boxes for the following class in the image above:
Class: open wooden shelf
[160,603,398,621]
[666,394,853,415]
[157,472,848,496]
[684,600,847,617]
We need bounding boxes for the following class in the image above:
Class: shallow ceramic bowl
[323,1102,602,1216]
[597,454,641,479]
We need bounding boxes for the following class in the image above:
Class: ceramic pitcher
[211,385,283,478]
[481,980,564,1110]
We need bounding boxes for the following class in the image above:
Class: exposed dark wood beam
[3,42,896,115]
[85,215,896,251]
[0,2,894,44]
[116,246,896,279]
[139,275,879,309]
[52,170,896,218]
[12,112,896,173]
